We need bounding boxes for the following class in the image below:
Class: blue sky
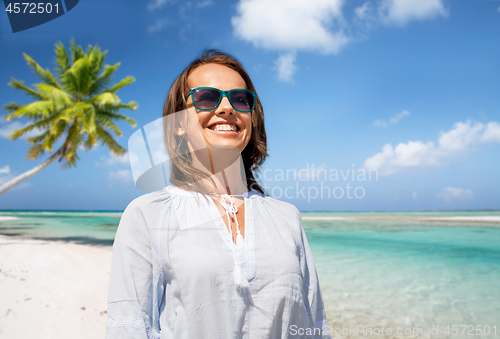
[0,0,499,211]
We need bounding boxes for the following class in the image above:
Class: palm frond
[88,63,120,96]
[86,45,105,83]
[3,102,20,112]
[54,41,70,77]
[8,115,56,140]
[35,83,74,111]
[79,103,96,134]
[8,79,47,101]
[94,50,107,78]
[59,102,93,122]
[95,114,122,137]
[26,130,50,144]
[96,110,137,128]
[83,133,98,151]
[23,53,60,89]
[96,126,126,156]
[68,57,91,95]
[114,101,138,112]
[93,92,121,108]
[49,117,69,137]
[26,143,46,160]
[105,76,135,94]
[94,99,138,114]
[60,67,78,96]
[70,38,84,63]
[4,101,52,121]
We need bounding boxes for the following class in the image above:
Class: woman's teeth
[212,124,237,131]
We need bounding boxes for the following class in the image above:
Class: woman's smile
[208,121,239,134]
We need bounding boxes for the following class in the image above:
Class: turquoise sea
[1,210,499,338]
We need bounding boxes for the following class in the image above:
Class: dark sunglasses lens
[192,89,220,109]
[230,91,254,111]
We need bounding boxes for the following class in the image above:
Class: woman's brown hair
[163,49,268,195]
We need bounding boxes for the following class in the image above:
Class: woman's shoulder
[255,193,302,220]
[123,188,173,216]
[116,189,175,234]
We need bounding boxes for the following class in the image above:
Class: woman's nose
[216,95,234,115]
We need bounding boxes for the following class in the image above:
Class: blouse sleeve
[299,215,332,339]
[105,198,162,339]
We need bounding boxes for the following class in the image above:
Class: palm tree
[0,39,137,195]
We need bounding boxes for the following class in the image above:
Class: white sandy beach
[0,235,112,339]
[0,217,19,221]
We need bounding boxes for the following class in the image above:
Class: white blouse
[106,185,331,338]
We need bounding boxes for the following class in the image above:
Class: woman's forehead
[187,63,247,90]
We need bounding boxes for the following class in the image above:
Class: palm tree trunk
[0,148,64,196]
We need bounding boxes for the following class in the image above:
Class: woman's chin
[203,132,247,152]
[207,142,244,153]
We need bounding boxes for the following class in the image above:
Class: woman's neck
[190,145,249,196]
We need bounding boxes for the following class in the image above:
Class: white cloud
[227,0,449,82]
[355,2,374,20]
[148,19,168,33]
[0,121,24,138]
[197,0,213,8]
[436,187,474,202]
[372,119,388,127]
[97,153,133,184]
[364,120,500,175]
[354,1,380,31]
[497,5,500,13]
[0,117,41,139]
[231,0,349,54]
[109,170,134,183]
[0,166,10,175]
[390,110,410,124]
[147,0,170,11]
[274,52,297,83]
[372,109,410,127]
[437,120,485,152]
[379,0,447,26]
[364,140,439,175]
[479,121,500,143]
[96,154,130,167]
[412,191,417,200]
[178,2,193,19]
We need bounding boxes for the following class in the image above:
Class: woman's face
[186,63,252,153]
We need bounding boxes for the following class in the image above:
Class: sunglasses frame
[184,87,256,113]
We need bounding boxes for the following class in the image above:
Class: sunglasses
[184,87,256,113]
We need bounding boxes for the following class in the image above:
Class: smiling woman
[105,50,331,339]
[163,50,268,197]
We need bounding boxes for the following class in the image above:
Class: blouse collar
[165,185,261,199]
